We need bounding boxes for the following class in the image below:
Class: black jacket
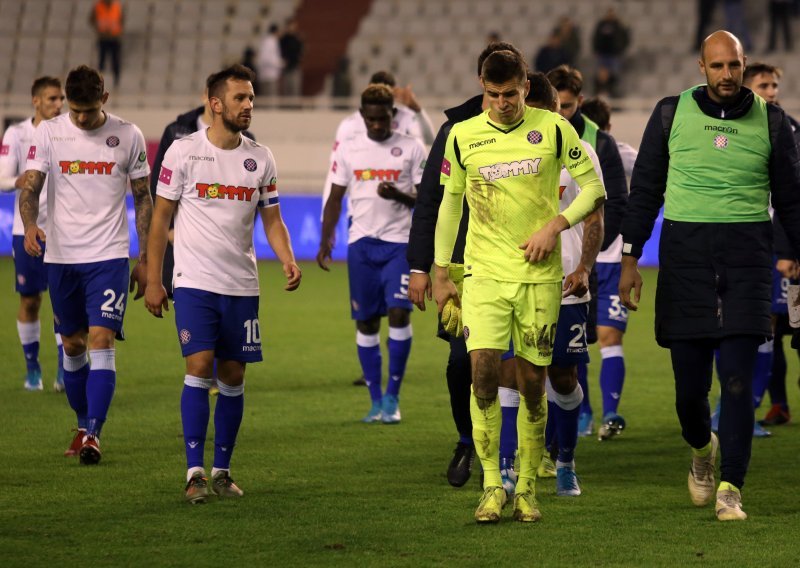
[406,94,482,272]
[772,112,800,260]
[568,110,628,251]
[622,86,800,344]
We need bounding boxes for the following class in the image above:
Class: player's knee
[471,350,500,396]
[185,351,215,378]
[548,365,578,394]
[217,361,246,386]
[598,326,624,348]
[19,294,42,319]
[61,334,87,357]
[356,317,380,335]
[387,308,410,327]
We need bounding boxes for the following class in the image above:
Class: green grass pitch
[1,260,799,566]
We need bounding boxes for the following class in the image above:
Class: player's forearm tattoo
[19,170,45,230]
[131,176,154,257]
[580,209,604,270]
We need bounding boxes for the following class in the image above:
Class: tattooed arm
[563,206,604,298]
[129,175,154,300]
[19,170,46,257]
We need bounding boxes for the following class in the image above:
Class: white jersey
[559,140,603,305]
[26,112,149,264]
[330,131,425,245]
[156,129,278,297]
[321,105,431,215]
[0,118,48,235]
[597,141,637,264]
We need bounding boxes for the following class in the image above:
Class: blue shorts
[173,287,262,362]
[13,235,48,295]
[48,258,129,337]
[596,262,628,331]
[772,267,789,315]
[347,237,412,320]
[551,303,590,367]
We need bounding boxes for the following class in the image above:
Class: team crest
[106,136,120,148]
[527,130,543,144]
[243,158,257,172]
[713,135,728,149]
[179,329,192,345]
[391,147,403,157]
[17,274,25,285]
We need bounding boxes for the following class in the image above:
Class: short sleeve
[329,139,351,188]
[0,127,19,174]
[25,123,50,174]
[258,148,279,208]
[409,140,426,186]
[559,118,595,179]
[127,125,150,180]
[441,128,465,194]
[155,141,183,201]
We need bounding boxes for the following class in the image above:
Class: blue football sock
[547,379,583,464]
[545,400,557,451]
[181,375,212,469]
[600,345,625,416]
[498,387,520,460]
[214,381,244,470]
[577,361,591,415]
[86,349,116,437]
[17,320,41,372]
[385,325,412,397]
[356,331,382,402]
[63,351,89,429]
[752,340,773,409]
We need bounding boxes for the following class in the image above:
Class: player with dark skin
[317,102,417,335]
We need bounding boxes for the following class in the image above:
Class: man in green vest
[619,30,800,522]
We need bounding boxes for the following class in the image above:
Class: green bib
[665,86,771,223]
[581,115,599,150]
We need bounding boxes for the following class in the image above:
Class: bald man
[619,31,800,521]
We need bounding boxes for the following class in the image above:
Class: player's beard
[221,105,251,133]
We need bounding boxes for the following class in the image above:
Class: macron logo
[159,166,173,185]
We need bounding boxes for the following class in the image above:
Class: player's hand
[144,283,169,318]
[393,84,421,112]
[432,269,460,313]
[23,225,46,257]
[408,272,432,311]
[619,256,642,311]
[776,259,800,280]
[563,266,589,298]
[129,260,148,300]
[520,227,558,264]
[316,242,333,271]
[377,181,400,201]
[283,262,302,291]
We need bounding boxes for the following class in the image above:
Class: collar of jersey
[485,115,525,135]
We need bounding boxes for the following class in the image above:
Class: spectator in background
[280,18,304,98]
[722,0,752,51]
[240,46,258,91]
[90,0,123,88]
[257,24,283,99]
[554,16,581,66]
[486,31,501,43]
[534,32,571,73]
[695,0,718,51]
[592,8,630,97]
[767,0,793,52]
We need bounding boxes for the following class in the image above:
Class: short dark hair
[477,41,525,77]
[361,84,393,108]
[369,70,396,87]
[481,50,527,85]
[743,62,782,84]
[31,76,62,98]
[525,71,558,111]
[65,65,104,104]
[581,96,612,130]
[546,64,583,96]
[206,64,256,100]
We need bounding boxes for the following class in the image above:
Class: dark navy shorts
[173,287,262,362]
[13,235,48,295]
[48,258,129,337]
[347,237,412,320]
[551,303,590,368]
[596,262,628,331]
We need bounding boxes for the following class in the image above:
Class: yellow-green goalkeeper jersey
[440,106,595,283]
